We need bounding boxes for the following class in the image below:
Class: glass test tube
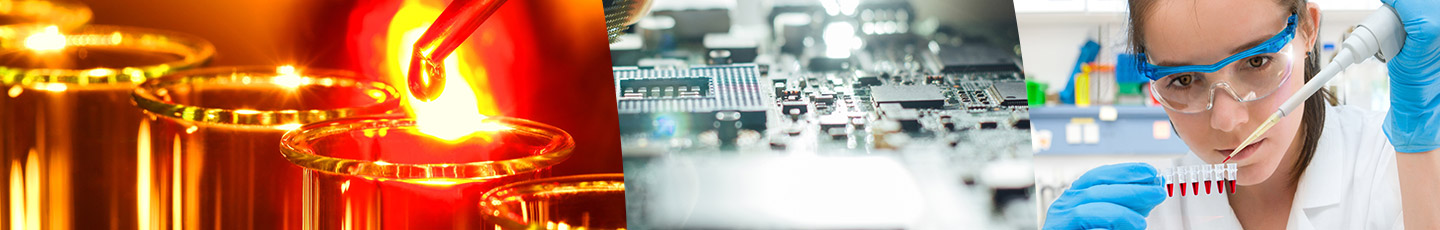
[1212,164,1225,194]
[1177,166,1188,197]
[1161,168,1173,197]
[281,115,575,230]
[131,66,401,229]
[1189,166,1200,196]
[1198,164,1209,195]
[0,24,213,229]
[479,174,627,230]
[1227,163,1237,194]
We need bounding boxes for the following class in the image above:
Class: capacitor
[715,111,741,149]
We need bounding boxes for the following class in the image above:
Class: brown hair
[1128,0,1333,184]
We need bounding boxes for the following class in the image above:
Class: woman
[1042,0,1440,229]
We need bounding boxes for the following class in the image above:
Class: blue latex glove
[1381,0,1440,153]
[1044,163,1166,230]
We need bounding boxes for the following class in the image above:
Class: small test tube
[1178,166,1189,197]
[1190,166,1198,196]
[1201,165,1213,194]
[1213,164,1226,194]
[1189,166,1200,196]
[1162,168,1174,197]
[1227,163,1238,194]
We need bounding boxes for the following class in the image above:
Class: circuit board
[609,1,1035,229]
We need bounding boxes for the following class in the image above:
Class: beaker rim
[132,66,401,128]
[279,115,576,181]
[478,173,626,229]
[0,24,215,87]
[480,173,626,201]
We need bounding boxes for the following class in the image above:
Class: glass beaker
[281,115,574,229]
[0,24,213,229]
[479,173,627,230]
[131,66,401,229]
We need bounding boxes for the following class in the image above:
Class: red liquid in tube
[1205,181,1212,194]
[1179,183,1186,197]
[1192,182,1199,196]
[1167,184,1174,197]
[1229,180,1237,194]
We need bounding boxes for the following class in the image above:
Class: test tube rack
[1160,163,1237,197]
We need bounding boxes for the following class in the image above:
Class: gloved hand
[1381,0,1440,153]
[1043,163,1166,230]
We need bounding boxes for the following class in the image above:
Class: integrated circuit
[613,64,768,134]
[991,82,1029,106]
[870,85,946,109]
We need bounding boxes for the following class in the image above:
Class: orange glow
[386,0,499,141]
[272,65,307,89]
[23,25,65,51]
[136,120,156,230]
[9,159,22,230]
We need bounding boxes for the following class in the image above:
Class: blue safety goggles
[1137,14,1298,81]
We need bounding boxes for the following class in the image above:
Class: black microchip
[980,121,998,129]
[936,44,1021,73]
[880,106,922,132]
[871,85,946,109]
[992,82,1029,106]
[856,75,882,86]
[1012,119,1031,129]
[808,56,849,71]
[781,100,809,115]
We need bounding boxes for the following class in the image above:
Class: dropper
[407,0,509,102]
[1224,6,1405,163]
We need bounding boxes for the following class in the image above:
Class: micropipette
[1226,6,1407,162]
[407,0,509,102]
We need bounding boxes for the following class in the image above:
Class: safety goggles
[1138,14,1298,114]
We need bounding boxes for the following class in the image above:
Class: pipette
[1225,6,1407,163]
[407,0,509,102]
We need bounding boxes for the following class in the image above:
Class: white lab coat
[1146,105,1404,230]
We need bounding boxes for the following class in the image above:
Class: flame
[386,0,500,141]
[23,25,65,51]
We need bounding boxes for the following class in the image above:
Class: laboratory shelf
[1030,105,1191,155]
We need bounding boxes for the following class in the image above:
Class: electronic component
[774,12,812,54]
[703,33,758,63]
[871,85,946,109]
[992,82,1029,106]
[937,44,1022,73]
[613,1,1033,228]
[980,121,998,129]
[614,64,767,133]
[1013,118,1031,129]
